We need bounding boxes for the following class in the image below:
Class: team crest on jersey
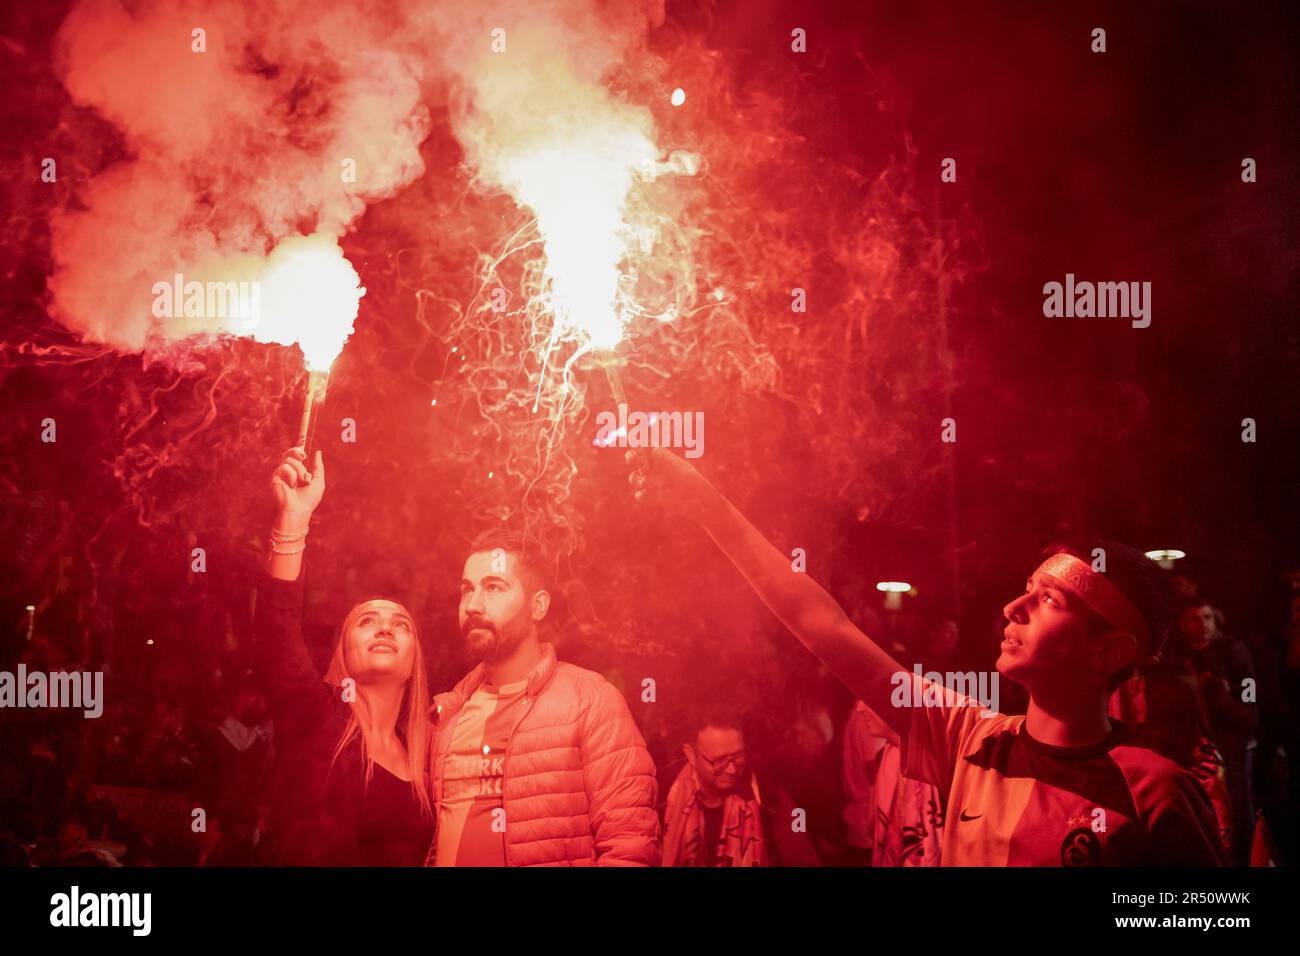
[1060,818,1103,866]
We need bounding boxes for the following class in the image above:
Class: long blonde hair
[324,599,432,817]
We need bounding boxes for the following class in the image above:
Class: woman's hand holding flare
[267,446,324,581]
[271,446,325,531]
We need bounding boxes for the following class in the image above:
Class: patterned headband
[1035,553,1153,649]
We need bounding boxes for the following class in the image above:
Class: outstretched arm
[257,446,332,723]
[628,449,910,736]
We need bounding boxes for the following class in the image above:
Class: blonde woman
[256,446,432,865]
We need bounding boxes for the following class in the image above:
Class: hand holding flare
[267,445,325,581]
[271,446,325,522]
[625,447,715,520]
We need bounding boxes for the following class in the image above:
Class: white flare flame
[252,234,365,371]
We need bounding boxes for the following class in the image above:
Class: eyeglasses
[690,747,747,773]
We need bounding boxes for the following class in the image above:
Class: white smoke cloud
[48,0,667,355]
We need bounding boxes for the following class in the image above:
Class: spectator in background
[1170,602,1258,865]
[1275,591,1300,859]
[0,831,29,867]
[137,697,197,792]
[1246,592,1293,858]
[1132,665,1233,857]
[30,802,128,867]
[1170,573,1200,605]
[663,715,819,866]
[869,701,943,866]
[842,699,888,865]
[776,698,846,862]
[1283,592,1300,705]
[201,684,272,862]
[192,811,260,866]
[926,618,961,673]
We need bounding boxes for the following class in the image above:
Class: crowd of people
[2,447,1296,868]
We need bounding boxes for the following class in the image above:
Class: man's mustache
[462,618,497,639]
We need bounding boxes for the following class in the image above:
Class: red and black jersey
[902,680,1227,866]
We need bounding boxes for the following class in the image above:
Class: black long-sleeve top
[254,570,432,866]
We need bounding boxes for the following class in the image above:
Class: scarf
[218,716,269,752]
[662,762,767,867]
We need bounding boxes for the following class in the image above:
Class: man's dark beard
[462,616,527,663]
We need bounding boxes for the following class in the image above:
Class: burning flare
[502,128,658,351]
[446,5,697,362]
[252,234,365,372]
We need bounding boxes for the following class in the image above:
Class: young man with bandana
[628,449,1225,866]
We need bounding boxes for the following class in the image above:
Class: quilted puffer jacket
[425,643,660,866]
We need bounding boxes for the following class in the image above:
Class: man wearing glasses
[662,716,820,866]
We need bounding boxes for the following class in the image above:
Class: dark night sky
[725,0,1300,629]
